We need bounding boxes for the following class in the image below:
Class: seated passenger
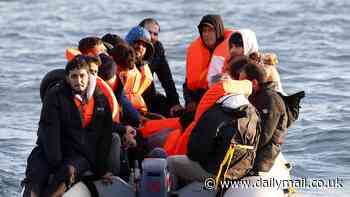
[238,61,288,173]
[167,58,261,185]
[124,26,175,117]
[22,56,117,197]
[109,40,163,120]
[172,57,253,155]
[97,53,142,127]
[139,18,184,117]
[227,29,285,94]
[183,14,234,112]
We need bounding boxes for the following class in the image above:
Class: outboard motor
[139,158,169,197]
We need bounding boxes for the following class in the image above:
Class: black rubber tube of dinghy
[39,69,66,102]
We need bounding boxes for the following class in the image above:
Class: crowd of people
[21,15,304,197]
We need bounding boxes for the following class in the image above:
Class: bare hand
[170,104,184,117]
[123,126,137,149]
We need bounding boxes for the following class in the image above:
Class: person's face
[67,68,89,94]
[133,40,147,59]
[201,25,216,49]
[89,63,98,77]
[145,23,159,44]
[229,45,244,59]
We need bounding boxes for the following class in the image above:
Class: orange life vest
[140,118,181,138]
[96,77,120,123]
[173,79,252,155]
[140,118,183,155]
[64,49,120,122]
[66,48,82,61]
[163,128,182,155]
[74,96,95,128]
[119,64,153,112]
[186,29,233,91]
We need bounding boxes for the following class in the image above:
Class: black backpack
[278,91,305,128]
[187,103,260,177]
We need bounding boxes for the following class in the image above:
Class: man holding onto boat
[22,56,117,197]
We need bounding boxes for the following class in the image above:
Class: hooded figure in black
[183,14,227,112]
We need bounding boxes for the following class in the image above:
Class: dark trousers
[22,146,90,197]
[23,134,123,197]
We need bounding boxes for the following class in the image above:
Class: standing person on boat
[238,62,288,173]
[183,14,234,112]
[22,56,118,197]
[139,18,184,117]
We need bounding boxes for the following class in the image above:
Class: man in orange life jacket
[22,57,117,197]
[78,36,142,127]
[183,14,233,112]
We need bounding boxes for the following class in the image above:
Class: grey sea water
[0,0,349,196]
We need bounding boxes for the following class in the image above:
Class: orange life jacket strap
[74,97,95,128]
